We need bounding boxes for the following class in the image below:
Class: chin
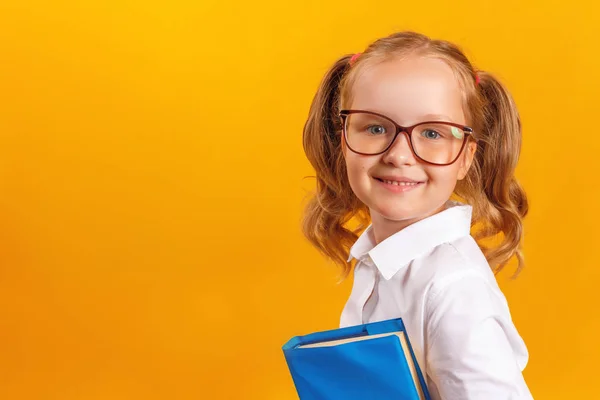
[371,203,422,222]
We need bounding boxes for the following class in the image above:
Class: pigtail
[464,72,529,275]
[302,56,368,278]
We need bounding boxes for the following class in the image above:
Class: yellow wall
[0,1,598,398]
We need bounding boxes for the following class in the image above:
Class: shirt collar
[347,202,473,280]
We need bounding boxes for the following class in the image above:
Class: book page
[395,332,426,400]
[298,332,397,348]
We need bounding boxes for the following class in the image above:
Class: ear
[457,141,477,180]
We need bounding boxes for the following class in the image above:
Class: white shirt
[340,202,533,400]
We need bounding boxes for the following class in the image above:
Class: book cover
[282,318,430,400]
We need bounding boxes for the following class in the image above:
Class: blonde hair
[302,31,528,279]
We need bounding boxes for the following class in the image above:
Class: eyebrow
[419,113,453,122]
[350,109,461,125]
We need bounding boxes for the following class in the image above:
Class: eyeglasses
[339,110,475,166]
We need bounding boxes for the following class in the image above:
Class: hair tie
[475,73,481,85]
[349,53,362,65]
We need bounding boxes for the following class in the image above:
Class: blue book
[282,318,430,400]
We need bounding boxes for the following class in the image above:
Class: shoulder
[425,235,495,285]
[423,236,506,311]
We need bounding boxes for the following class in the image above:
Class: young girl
[302,31,533,399]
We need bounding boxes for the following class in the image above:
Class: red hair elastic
[349,53,362,65]
[475,73,481,85]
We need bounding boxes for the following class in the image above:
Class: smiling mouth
[374,178,424,186]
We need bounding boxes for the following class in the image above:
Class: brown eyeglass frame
[339,109,476,166]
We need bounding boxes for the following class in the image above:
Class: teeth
[383,180,418,186]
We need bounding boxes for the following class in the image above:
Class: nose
[382,131,417,166]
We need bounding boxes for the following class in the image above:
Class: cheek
[345,155,364,181]
[426,165,461,192]
[345,154,374,188]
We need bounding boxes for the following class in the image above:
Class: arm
[425,274,532,399]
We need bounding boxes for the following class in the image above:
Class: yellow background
[0,1,598,399]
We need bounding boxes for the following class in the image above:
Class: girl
[302,31,533,399]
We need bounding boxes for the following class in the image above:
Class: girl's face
[343,55,477,237]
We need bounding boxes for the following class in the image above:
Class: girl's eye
[367,125,386,135]
[421,129,441,139]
